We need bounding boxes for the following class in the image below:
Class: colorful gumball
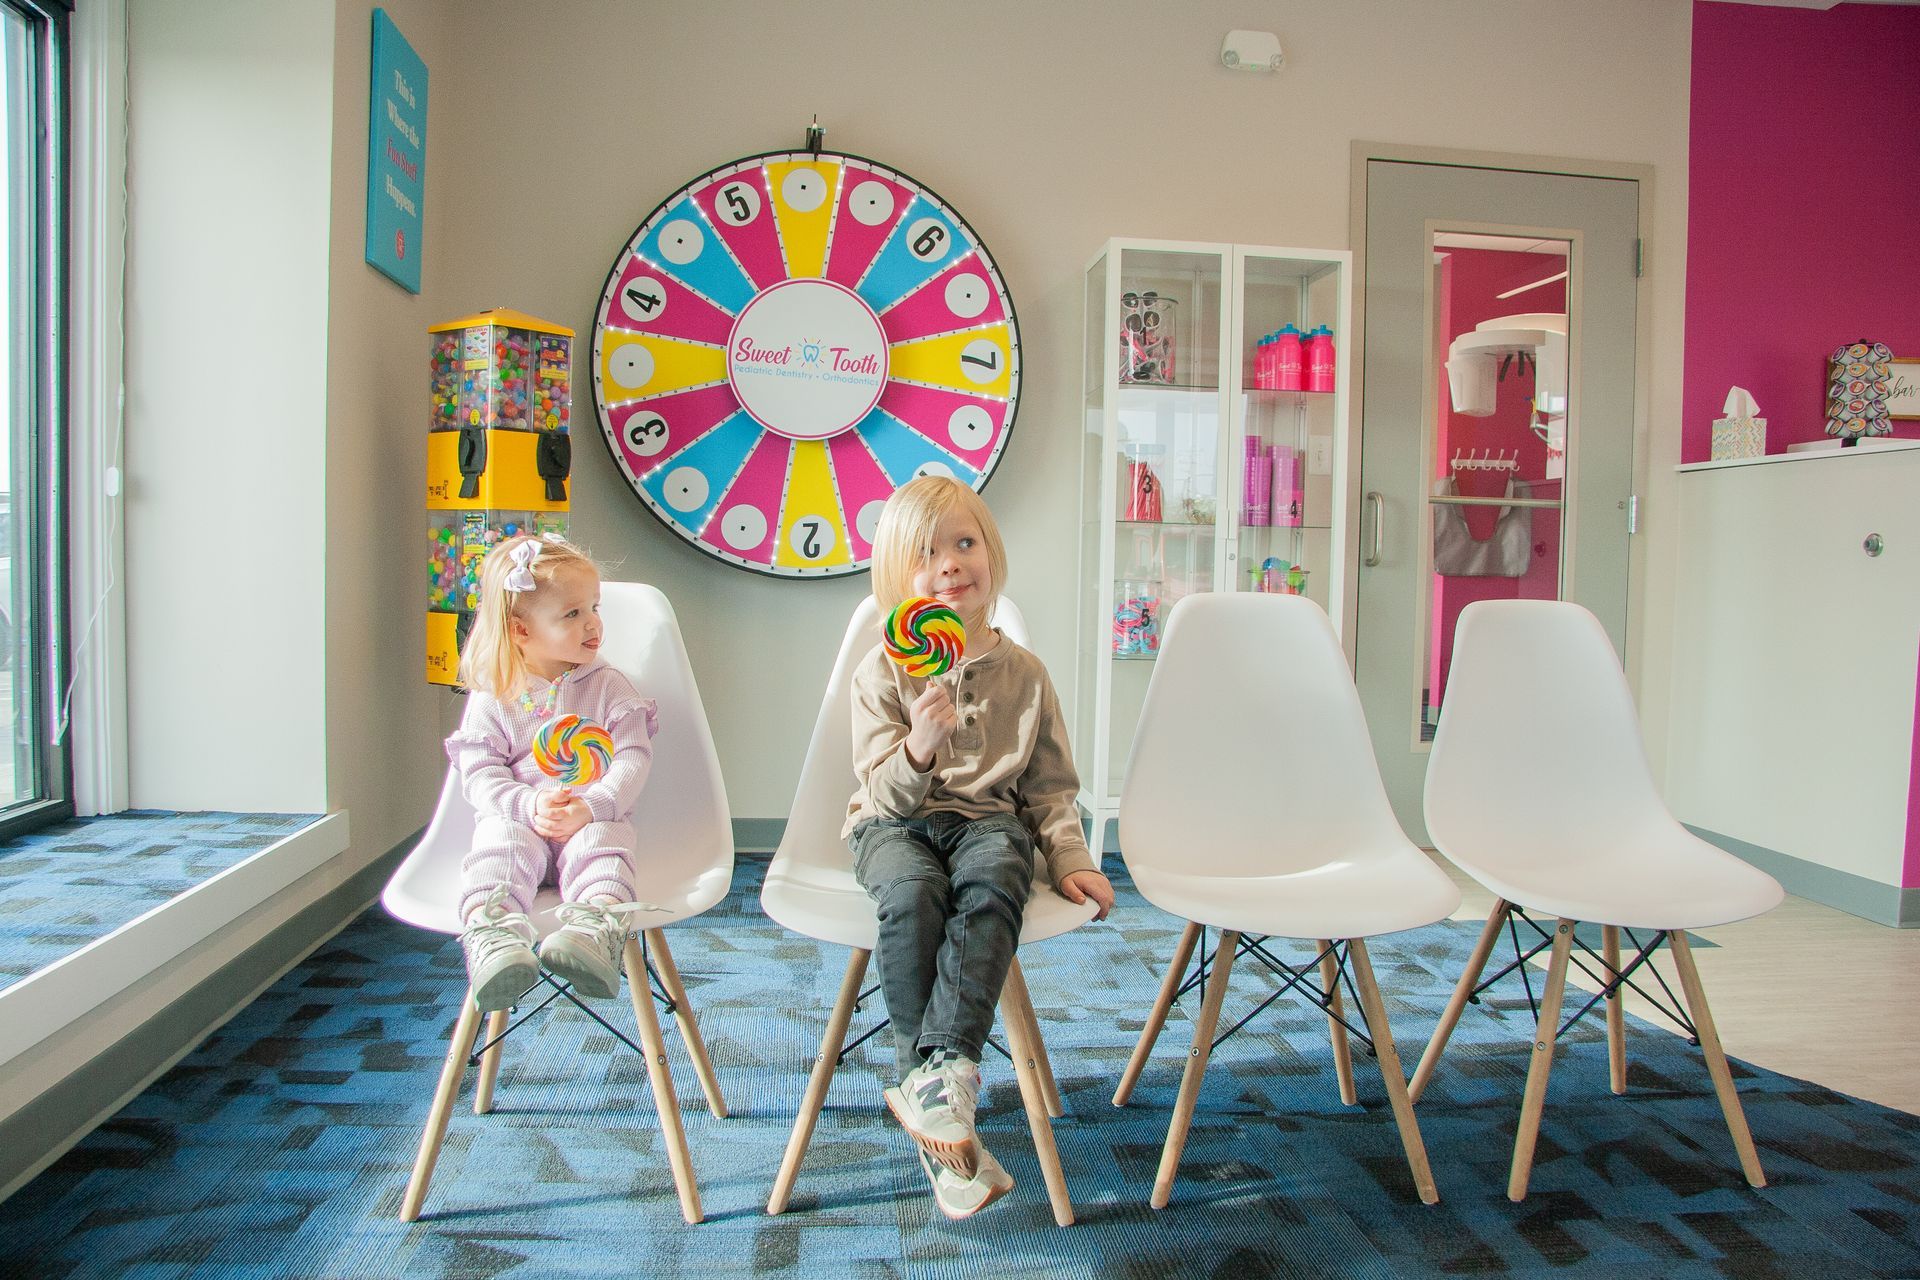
[532,713,614,789]
[882,595,966,679]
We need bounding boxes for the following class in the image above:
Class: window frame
[0,0,74,839]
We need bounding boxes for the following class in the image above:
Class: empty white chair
[1118,593,1459,1209]
[383,582,734,1224]
[760,594,1098,1226]
[1413,599,1783,1200]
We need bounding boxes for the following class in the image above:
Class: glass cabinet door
[1078,243,1229,833]
[1230,248,1349,614]
[1076,240,1349,847]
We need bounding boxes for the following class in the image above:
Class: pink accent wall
[1683,3,1920,462]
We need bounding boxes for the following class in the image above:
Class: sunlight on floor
[1431,853,1920,1115]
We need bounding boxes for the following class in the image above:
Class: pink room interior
[1426,247,1567,726]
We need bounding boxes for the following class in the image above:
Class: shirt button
[962,669,973,680]
[967,717,976,727]
[961,692,973,703]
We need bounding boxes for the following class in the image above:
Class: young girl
[446,534,658,1013]
[846,476,1115,1218]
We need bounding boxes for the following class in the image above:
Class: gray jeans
[849,811,1033,1075]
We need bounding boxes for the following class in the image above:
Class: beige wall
[323,0,462,864]
[125,0,459,847]
[125,0,336,812]
[124,0,1697,827]
[428,0,1694,820]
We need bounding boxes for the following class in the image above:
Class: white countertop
[1676,437,1920,473]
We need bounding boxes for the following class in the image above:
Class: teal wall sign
[365,9,426,292]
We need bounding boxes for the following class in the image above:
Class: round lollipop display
[532,713,615,794]
[883,595,967,679]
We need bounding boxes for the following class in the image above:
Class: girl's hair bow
[504,539,541,594]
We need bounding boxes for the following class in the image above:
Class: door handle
[1364,491,1385,567]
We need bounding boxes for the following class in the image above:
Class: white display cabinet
[1076,239,1353,847]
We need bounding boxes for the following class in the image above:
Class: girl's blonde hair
[459,533,601,699]
[869,476,1008,616]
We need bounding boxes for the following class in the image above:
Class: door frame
[1343,143,1656,685]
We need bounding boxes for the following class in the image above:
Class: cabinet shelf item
[1075,239,1353,849]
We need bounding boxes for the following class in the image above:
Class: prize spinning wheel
[591,149,1021,577]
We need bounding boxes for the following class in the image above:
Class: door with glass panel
[1355,160,1639,841]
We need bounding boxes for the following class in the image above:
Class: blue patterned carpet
[0,811,322,989]
[4,854,1918,1278]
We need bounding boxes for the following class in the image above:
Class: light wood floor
[1434,858,1920,1116]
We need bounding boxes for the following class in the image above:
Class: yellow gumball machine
[427,307,572,685]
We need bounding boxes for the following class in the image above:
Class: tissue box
[1711,415,1766,460]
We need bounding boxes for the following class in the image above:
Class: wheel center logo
[726,279,888,441]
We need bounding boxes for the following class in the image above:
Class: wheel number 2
[788,517,836,561]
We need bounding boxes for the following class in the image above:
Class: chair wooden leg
[1115,920,1202,1107]
[1602,924,1627,1096]
[767,948,869,1215]
[1347,938,1440,1205]
[1508,917,1575,1202]
[1152,928,1238,1210]
[645,929,728,1119]
[1410,900,1510,1105]
[1318,939,1357,1107]
[623,936,702,1224]
[1002,956,1062,1118]
[472,1010,509,1115]
[1000,964,1075,1226]
[399,990,483,1222]
[1668,931,1766,1188]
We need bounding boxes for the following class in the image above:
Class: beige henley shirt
[842,630,1096,887]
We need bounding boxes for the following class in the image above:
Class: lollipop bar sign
[727,278,889,441]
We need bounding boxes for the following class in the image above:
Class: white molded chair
[1412,599,1783,1200]
[760,594,1098,1226]
[383,582,734,1225]
[1116,593,1460,1209]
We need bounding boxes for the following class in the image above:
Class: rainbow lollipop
[532,713,614,791]
[883,595,967,679]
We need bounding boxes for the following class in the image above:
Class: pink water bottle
[1274,325,1304,392]
[1306,326,1336,393]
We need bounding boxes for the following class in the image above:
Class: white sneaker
[539,900,628,999]
[917,1144,1014,1220]
[460,887,538,1013]
[884,1052,981,1177]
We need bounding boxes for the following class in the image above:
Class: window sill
[0,811,348,1072]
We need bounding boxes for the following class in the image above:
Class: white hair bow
[504,539,541,594]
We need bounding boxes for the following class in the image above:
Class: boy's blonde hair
[459,533,601,699]
[868,476,1008,616]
